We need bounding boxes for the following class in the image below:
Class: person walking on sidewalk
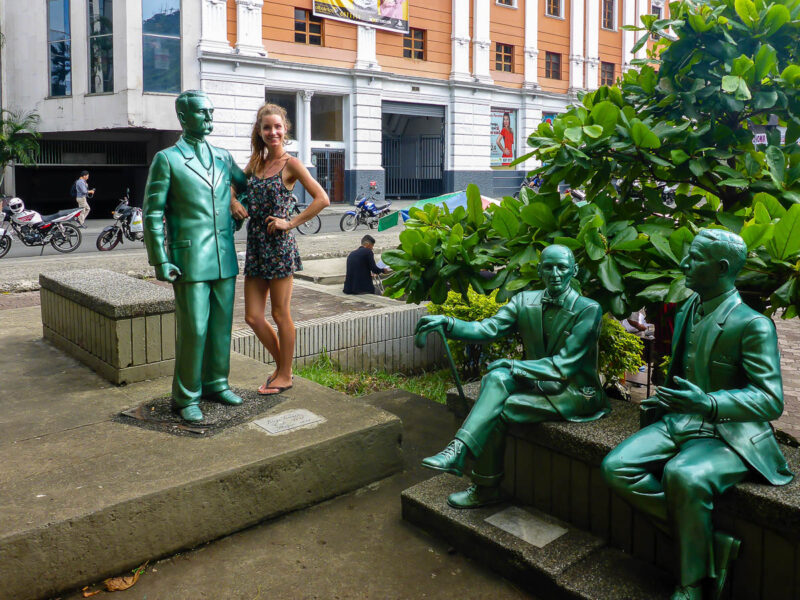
[343,235,390,295]
[230,103,329,396]
[71,170,95,227]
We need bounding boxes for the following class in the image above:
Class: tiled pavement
[3,286,800,439]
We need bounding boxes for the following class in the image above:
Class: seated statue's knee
[663,459,707,501]
[600,452,623,488]
[484,367,513,386]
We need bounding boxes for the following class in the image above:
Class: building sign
[314,0,409,34]
[542,112,558,125]
[491,108,517,167]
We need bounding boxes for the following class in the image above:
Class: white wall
[1,0,201,133]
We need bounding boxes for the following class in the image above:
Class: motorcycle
[96,189,144,251]
[340,181,392,231]
[0,197,82,258]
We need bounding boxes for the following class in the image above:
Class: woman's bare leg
[264,275,295,391]
[243,276,280,385]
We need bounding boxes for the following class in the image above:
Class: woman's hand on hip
[266,216,292,234]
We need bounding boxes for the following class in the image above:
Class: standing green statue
[415,244,610,508]
[143,90,247,422]
[602,229,793,600]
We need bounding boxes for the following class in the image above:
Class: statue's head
[175,90,214,139]
[538,244,578,296]
[681,229,746,295]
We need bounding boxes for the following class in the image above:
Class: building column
[569,0,585,92]
[585,0,600,89]
[635,0,649,59]
[450,0,471,81]
[355,25,381,70]
[622,0,636,71]
[199,0,231,53]
[523,0,540,89]
[472,0,492,84]
[235,0,266,56]
[301,90,314,168]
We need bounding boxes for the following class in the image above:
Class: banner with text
[314,0,409,34]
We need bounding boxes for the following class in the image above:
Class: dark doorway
[312,149,345,203]
[381,101,445,200]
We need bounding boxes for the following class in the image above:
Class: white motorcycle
[0,197,83,258]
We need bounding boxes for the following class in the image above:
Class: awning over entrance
[381,101,446,118]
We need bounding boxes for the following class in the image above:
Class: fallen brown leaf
[103,561,148,592]
[81,585,102,597]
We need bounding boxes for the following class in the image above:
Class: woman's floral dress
[242,167,302,280]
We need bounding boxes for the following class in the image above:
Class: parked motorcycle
[340,181,392,231]
[96,189,144,251]
[0,197,82,258]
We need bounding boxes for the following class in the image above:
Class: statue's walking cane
[414,323,466,405]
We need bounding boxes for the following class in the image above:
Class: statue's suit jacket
[143,137,246,282]
[449,288,609,421]
[649,291,792,486]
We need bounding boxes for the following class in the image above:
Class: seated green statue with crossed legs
[415,244,610,508]
[602,229,793,600]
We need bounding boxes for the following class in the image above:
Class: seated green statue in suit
[415,244,610,508]
[143,90,247,422]
[602,229,793,600]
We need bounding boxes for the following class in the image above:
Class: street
[0,211,369,259]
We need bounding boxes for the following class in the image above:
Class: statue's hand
[654,376,713,416]
[487,359,513,371]
[414,315,449,348]
[155,262,182,282]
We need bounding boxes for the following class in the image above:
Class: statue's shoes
[712,531,741,600]
[670,584,703,600]
[180,405,204,422]
[447,484,507,509]
[421,439,467,476]
[204,389,243,406]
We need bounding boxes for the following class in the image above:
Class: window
[142,0,181,93]
[403,28,425,60]
[311,95,343,141]
[47,0,71,96]
[88,0,113,94]
[546,0,561,18]
[601,61,615,86]
[495,43,513,72]
[545,51,561,80]
[294,9,323,45]
[602,0,616,29]
[496,0,515,5]
[652,4,662,18]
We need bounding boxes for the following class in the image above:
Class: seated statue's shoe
[421,439,468,476]
[670,584,703,600]
[712,531,741,600]
[180,405,203,422]
[205,389,243,406]
[447,484,507,509]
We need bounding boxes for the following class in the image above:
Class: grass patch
[295,353,452,404]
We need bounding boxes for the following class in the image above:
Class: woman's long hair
[244,103,292,176]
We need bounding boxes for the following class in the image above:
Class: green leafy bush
[427,287,523,380]
[598,315,645,381]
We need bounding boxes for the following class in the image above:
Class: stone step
[0,324,403,600]
[402,474,674,600]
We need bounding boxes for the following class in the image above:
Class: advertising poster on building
[542,112,558,125]
[490,108,517,167]
[314,0,409,34]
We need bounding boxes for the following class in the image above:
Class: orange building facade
[200,0,664,201]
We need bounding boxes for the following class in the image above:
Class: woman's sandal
[257,384,293,396]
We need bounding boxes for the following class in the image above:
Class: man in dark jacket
[343,235,388,295]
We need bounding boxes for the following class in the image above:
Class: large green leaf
[649,233,680,265]
[521,202,557,231]
[637,282,671,302]
[589,101,620,135]
[598,256,625,292]
[753,192,786,218]
[630,120,661,149]
[666,276,693,303]
[412,240,434,261]
[399,229,422,254]
[765,146,785,187]
[767,204,800,260]
[753,44,777,80]
[553,236,583,250]
[466,183,484,227]
[734,0,758,26]
[761,4,790,36]
[491,206,519,239]
[740,222,773,249]
[565,127,584,143]
[585,229,607,261]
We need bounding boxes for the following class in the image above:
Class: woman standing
[495,112,514,166]
[231,104,329,395]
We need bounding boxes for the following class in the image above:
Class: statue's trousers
[456,367,559,484]
[172,277,236,407]
[602,415,749,586]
